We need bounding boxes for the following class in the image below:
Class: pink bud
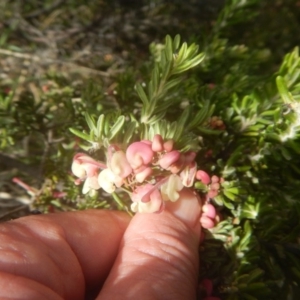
[211,175,219,183]
[200,215,215,229]
[163,139,174,152]
[126,142,154,169]
[196,170,211,185]
[210,182,220,190]
[152,134,164,152]
[140,140,152,145]
[159,150,180,169]
[168,155,185,173]
[202,203,216,219]
[135,167,153,183]
[207,189,218,198]
[183,151,197,164]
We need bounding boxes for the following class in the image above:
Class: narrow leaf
[136,83,149,106]
[108,116,125,140]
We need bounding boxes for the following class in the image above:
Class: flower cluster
[71,134,221,229]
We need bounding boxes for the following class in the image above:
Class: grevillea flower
[98,150,132,193]
[109,150,132,178]
[161,174,184,202]
[82,176,101,194]
[72,134,220,233]
[71,153,105,194]
[200,203,217,229]
[135,167,153,183]
[98,168,117,193]
[126,141,154,169]
[71,153,103,179]
[152,134,164,152]
[159,150,181,170]
[131,184,163,213]
[180,162,197,187]
[196,170,211,185]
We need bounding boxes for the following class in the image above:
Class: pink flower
[126,141,154,169]
[200,215,215,229]
[163,139,174,152]
[159,150,181,170]
[202,203,216,219]
[98,150,133,193]
[71,153,104,179]
[131,184,163,213]
[71,153,104,194]
[152,134,164,152]
[196,170,211,185]
[135,167,153,183]
[200,203,217,229]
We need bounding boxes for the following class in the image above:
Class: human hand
[0,189,201,300]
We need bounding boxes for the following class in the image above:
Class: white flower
[161,174,184,202]
[98,169,116,193]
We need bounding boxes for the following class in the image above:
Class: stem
[112,192,133,216]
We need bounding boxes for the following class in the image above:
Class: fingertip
[164,188,202,237]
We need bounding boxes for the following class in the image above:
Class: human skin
[0,191,201,300]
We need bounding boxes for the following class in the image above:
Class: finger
[97,190,201,300]
[0,210,130,300]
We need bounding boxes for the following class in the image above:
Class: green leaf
[85,113,97,133]
[175,42,188,64]
[108,116,125,140]
[96,114,105,138]
[123,121,137,144]
[173,34,181,52]
[175,108,190,137]
[276,76,294,104]
[173,53,205,74]
[224,190,238,202]
[69,128,91,141]
[165,35,173,61]
[136,83,149,106]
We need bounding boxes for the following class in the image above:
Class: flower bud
[200,215,215,229]
[196,170,211,185]
[126,141,154,169]
[202,203,216,219]
[163,139,174,152]
[152,134,164,152]
[159,150,180,169]
[135,167,153,183]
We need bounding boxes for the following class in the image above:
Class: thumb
[97,188,201,300]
